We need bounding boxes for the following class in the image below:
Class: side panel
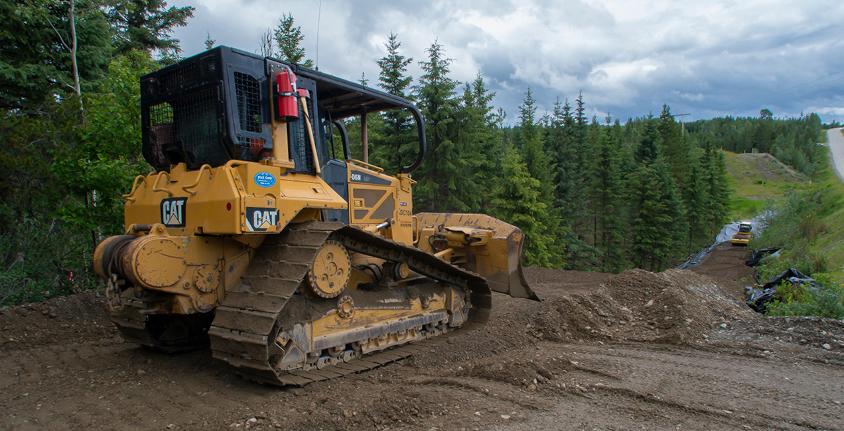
[123,161,347,235]
[347,163,413,245]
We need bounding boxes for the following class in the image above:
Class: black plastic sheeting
[746,247,781,267]
[745,268,819,313]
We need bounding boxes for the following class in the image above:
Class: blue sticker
[254,171,276,188]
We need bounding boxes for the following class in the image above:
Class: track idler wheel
[307,240,351,298]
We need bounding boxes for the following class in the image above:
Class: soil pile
[0,292,113,351]
[525,268,754,345]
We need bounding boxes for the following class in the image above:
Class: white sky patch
[170,0,844,122]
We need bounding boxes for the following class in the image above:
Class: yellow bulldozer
[93,47,537,386]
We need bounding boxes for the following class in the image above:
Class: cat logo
[160,198,187,227]
[245,207,279,232]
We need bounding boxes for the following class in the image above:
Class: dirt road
[827,127,844,181]
[1,247,842,430]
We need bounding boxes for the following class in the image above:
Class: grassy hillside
[751,131,844,318]
[723,151,808,219]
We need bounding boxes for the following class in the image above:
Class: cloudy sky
[171,0,844,123]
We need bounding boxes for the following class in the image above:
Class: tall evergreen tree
[517,88,538,146]
[518,89,554,202]
[273,13,313,67]
[456,73,499,212]
[628,120,685,271]
[590,126,628,272]
[413,40,465,212]
[658,104,691,186]
[1,0,113,110]
[491,144,555,267]
[372,33,414,172]
[105,0,193,53]
[635,118,661,163]
[699,140,729,231]
[682,159,710,252]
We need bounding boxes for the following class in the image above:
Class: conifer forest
[0,4,823,303]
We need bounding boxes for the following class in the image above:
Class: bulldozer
[93,46,537,386]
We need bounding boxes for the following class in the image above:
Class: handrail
[182,164,213,195]
[151,171,172,196]
[122,175,146,202]
[400,106,427,174]
[348,158,384,173]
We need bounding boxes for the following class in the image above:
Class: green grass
[723,151,807,219]
[751,141,844,316]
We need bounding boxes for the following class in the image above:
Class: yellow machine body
[92,46,535,386]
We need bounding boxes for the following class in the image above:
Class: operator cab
[139,46,425,175]
[738,222,752,233]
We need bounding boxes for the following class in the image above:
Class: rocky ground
[1,244,842,430]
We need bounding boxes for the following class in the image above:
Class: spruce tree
[372,33,414,172]
[517,88,538,147]
[590,126,628,272]
[682,159,710,252]
[635,118,661,163]
[273,13,313,67]
[699,140,729,231]
[518,90,554,203]
[658,104,691,187]
[628,119,685,271]
[457,74,499,212]
[629,164,671,271]
[106,0,194,53]
[491,144,555,267]
[413,41,464,212]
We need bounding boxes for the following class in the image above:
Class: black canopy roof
[291,65,417,120]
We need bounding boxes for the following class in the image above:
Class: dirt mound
[525,268,754,345]
[0,291,114,350]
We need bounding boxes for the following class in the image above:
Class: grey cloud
[171,0,844,122]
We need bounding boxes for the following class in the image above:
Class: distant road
[827,127,844,181]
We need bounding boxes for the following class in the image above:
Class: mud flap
[414,213,539,301]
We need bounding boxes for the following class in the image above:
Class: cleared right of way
[827,127,844,181]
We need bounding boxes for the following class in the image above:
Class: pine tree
[273,13,313,67]
[372,33,414,172]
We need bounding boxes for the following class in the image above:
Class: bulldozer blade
[415,213,539,301]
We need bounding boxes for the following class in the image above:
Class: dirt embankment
[1,245,842,431]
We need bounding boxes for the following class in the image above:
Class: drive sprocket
[307,239,351,298]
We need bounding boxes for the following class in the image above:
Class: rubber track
[207,221,492,386]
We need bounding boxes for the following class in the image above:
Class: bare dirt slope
[1,247,842,431]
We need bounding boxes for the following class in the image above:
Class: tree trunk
[69,0,80,99]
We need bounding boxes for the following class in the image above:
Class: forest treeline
[0,5,822,303]
[351,33,731,273]
[685,113,823,176]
